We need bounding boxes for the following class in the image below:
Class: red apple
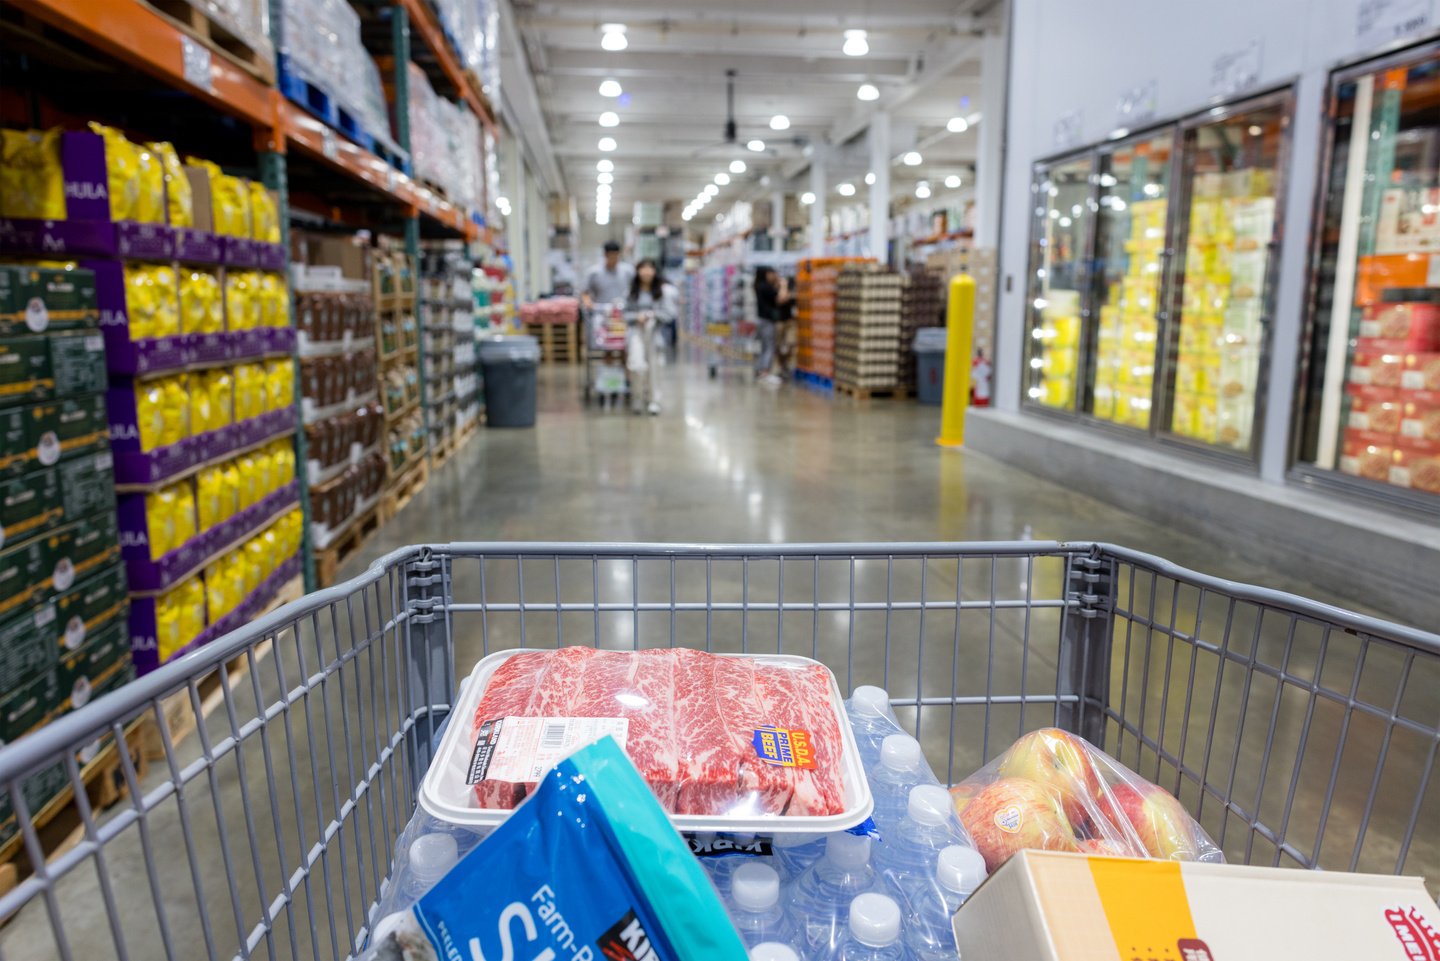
[996,728,1105,828]
[1076,837,1134,857]
[1105,781,1200,860]
[960,777,1080,873]
[950,781,981,819]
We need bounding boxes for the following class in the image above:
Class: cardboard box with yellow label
[954,851,1440,961]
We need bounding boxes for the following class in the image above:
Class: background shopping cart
[0,541,1436,960]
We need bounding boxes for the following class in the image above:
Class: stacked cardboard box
[900,269,945,393]
[835,266,903,391]
[924,246,997,359]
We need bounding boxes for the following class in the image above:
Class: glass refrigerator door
[1024,157,1093,411]
[1297,44,1440,505]
[1164,99,1289,454]
[1088,132,1176,429]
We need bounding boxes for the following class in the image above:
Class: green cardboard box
[0,562,127,692]
[57,450,115,519]
[0,332,107,410]
[1,395,120,481]
[58,620,130,712]
[0,451,114,551]
[0,603,61,691]
[0,265,98,335]
[0,666,63,743]
[0,760,68,845]
[0,536,49,620]
[55,561,127,652]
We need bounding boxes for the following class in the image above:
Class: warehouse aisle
[348,358,1386,617]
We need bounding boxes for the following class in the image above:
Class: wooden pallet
[381,458,429,522]
[316,504,381,587]
[834,381,910,400]
[142,0,276,85]
[524,322,582,364]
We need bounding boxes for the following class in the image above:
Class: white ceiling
[505,0,998,218]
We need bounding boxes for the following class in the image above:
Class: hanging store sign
[1356,0,1433,47]
[1210,41,1263,100]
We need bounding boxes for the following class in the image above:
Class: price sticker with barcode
[472,716,630,784]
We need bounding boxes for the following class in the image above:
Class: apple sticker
[995,805,1024,834]
[36,430,60,466]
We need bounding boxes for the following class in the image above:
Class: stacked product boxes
[834,266,903,391]
[1092,198,1166,429]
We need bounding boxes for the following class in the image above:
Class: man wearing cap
[582,240,634,309]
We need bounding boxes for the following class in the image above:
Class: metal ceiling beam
[496,0,565,195]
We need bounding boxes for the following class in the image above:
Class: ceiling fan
[690,69,806,158]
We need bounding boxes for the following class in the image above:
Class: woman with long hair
[624,259,674,414]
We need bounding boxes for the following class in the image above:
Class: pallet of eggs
[834,266,903,390]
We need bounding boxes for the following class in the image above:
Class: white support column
[974,28,1007,250]
[809,156,828,258]
[771,190,786,247]
[868,110,892,264]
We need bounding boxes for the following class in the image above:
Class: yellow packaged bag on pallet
[0,127,65,219]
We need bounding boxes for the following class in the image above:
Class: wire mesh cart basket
[0,541,1436,960]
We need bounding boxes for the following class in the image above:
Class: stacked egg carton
[899,269,945,393]
[834,267,904,392]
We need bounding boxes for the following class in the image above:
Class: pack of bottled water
[695,686,989,961]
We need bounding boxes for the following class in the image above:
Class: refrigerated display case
[1162,93,1290,455]
[1023,156,1091,411]
[1089,132,1176,430]
[1295,40,1440,509]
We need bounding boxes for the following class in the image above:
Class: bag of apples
[950,728,1222,872]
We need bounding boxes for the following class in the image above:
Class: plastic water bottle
[869,735,925,831]
[905,845,988,961]
[786,832,878,960]
[727,862,801,951]
[771,831,826,883]
[837,892,905,961]
[703,833,762,897]
[874,784,967,899]
[751,944,801,961]
[847,686,895,767]
[403,833,458,900]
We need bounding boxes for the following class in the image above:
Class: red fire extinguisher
[971,348,992,407]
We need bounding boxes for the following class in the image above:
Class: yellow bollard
[936,273,974,448]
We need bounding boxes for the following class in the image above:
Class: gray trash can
[912,327,947,406]
[479,334,540,427]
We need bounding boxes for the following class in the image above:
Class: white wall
[996,0,1439,480]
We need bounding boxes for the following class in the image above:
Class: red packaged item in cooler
[1340,428,1399,482]
[1399,389,1440,443]
[1401,351,1440,392]
[469,646,848,817]
[1345,384,1402,434]
[1389,438,1440,494]
[949,728,1222,873]
[1362,294,1440,350]
[1349,348,1404,388]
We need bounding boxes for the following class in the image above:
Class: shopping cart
[703,319,759,379]
[0,541,1437,960]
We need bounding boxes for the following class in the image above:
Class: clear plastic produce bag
[949,727,1223,872]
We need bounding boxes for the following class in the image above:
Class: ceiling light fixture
[598,111,619,127]
[599,79,622,98]
[800,191,816,205]
[747,139,765,152]
[600,23,627,51]
[944,174,961,189]
[837,182,856,197]
[902,151,922,166]
[597,172,614,185]
[705,184,719,196]
[946,116,969,133]
[714,173,730,185]
[864,172,876,185]
[729,159,746,174]
[598,137,617,151]
[915,181,931,199]
[597,211,610,225]
[842,29,868,56]
[596,159,613,172]
[769,115,790,131]
[857,83,879,102]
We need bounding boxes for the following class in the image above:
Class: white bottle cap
[906,784,954,826]
[879,734,922,773]
[750,944,801,961]
[731,861,781,911]
[937,845,988,894]
[847,892,901,947]
[408,833,458,886]
[850,685,890,717]
[825,831,871,871]
[772,831,824,849]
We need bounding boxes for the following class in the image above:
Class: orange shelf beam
[13,0,277,133]
[398,0,496,130]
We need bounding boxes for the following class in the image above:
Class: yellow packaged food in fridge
[1042,376,1074,409]
[133,142,165,224]
[235,453,259,511]
[146,488,177,560]
[135,381,166,451]
[196,466,226,531]
[160,375,191,445]
[147,141,192,227]
[88,122,141,222]
[180,269,223,334]
[0,128,65,219]
[248,181,279,243]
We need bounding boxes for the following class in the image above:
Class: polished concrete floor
[4,356,1435,960]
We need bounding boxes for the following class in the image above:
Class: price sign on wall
[1211,40,1263,99]
[1053,110,1084,151]
[1115,80,1158,131]
[1356,0,1433,46]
